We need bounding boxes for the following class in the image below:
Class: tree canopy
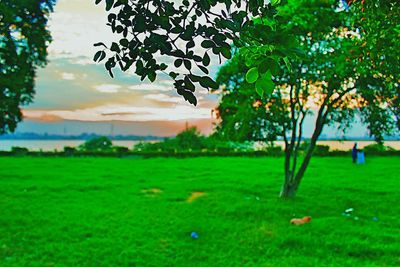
[0,0,55,134]
[94,0,301,105]
[351,0,400,140]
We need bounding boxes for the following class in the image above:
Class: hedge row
[0,150,399,158]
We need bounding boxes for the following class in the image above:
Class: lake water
[0,140,143,152]
[0,140,399,152]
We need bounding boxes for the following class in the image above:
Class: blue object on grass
[191,232,199,239]
[357,151,365,164]
[373,217,379,222]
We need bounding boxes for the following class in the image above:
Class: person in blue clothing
[352,143,358,163]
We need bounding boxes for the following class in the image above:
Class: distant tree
[175,126,205,150]
[216,0,398,198]
[0,0,55,134]
[79,136,113,152]
[11,146,29,156]
[63,146,77,156]
[94,0,300,105]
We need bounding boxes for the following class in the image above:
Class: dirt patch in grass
[187,192,206,203]
[141,188,163,196]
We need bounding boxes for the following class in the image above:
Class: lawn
[0,156,399,267]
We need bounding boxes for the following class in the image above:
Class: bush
[265,146,283,155]
[79,136,113,152]
[175,127,206,151]
[113,146,129,153]
[133,127,210,152]
[314,145,330,155]
[363,143,396,153]
[63,146,76,156]
[11,146,29,156]
[299,140,311,151]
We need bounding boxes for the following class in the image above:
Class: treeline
[2,127,399,158]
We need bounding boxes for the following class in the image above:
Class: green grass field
[0,156,399,267]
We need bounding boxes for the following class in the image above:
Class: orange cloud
[22,111,64,122]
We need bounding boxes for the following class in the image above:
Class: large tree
[215,0,397,198]
[0,0,55,134]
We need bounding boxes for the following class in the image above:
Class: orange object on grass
[290,216,312,225]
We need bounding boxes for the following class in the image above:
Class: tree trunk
[279,116,324,199]
[279,182,298,198]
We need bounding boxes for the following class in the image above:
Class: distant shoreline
[0,134,167,141]
[0,133,399,142]
[1,140,400,152]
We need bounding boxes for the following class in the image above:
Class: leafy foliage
[133,126,256,152]
[79,136,113,152]
[348,0,400,140]
[134,126,210,152]
[0,0,55,134]
[94,0,299,105]
[214,54,280,143]
[363,143,396,153]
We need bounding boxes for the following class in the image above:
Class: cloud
[94,84,121,93]
[22,112,64,122]
[23,104,212,122]
[72,57,97,65]
[128,83,171,92]
[61,72,75,80]
[144,94,182,103]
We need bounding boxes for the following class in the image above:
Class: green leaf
[108,69,114,78]
[184,60,192,70]
[186,40,195,49]
[105,0,114,11]
[119,39,129,47]
[201,40,214,49]
[283,57,292,72]
[93,51,102,62]
[202,52,210,66]
[255,84,264,97]
[246,67,259,84]
[255,71,275,97]
[169,72,178,79]
[110,42,120,53]
[199,76,218,90]
[220,47,232,59]
[148,72,156,82]
[184,77,195,92]
[94,42,107,48]
[184,91,197,106]
[270,0,281,6]
[98,51,106,62]
[160,63,168,71]
[198,65,209,74]
[174,59,183,68]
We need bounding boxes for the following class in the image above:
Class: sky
[17,0,369,138]
[19,0,219,136]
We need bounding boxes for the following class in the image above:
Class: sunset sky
[18,0,219,136]
[18,0,367,137]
